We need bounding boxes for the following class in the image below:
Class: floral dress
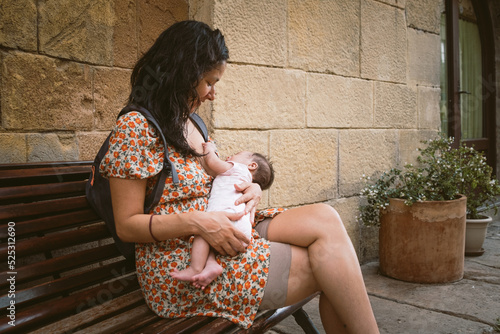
[100,111,284,328]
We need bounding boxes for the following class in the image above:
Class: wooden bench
[0,161,320,334]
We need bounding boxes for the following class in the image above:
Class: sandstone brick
[189,0,215,25]
[39,0,114,65]
[270,129,337,207]
[408,29,441,86]
[375,0,406,8]
[93,67,132,130]
[0,133,27,163]
[328,197,361,256]
[374,82,417,128]
[1,52,93,130]
[212,0,287,66]
[418,86,441,130]
[361,0,407,83]
[137,0,188,55]
[213,64,306,129]
[339,130,398,196]
[0,0,37,51]
[307,73,373,128]
[360,223,380,263]
[77,131,110,161]
[398,129,439,166]
[288,0,360,76]
[211,130,270,160]
[27,133,79,162]
[407,0,442,34]
[112,0,138,68]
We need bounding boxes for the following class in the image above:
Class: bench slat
[29,290,145,334]
[0,180,86,203]
[0,273,140,333]
[0,165,91,180]
[0,195,90,221]
[0,260,135,309]
[0,208,99,238]
[0,244,121,289]
[0,223,110,258]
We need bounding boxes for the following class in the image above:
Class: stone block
[213,64,306,129]
[39,0,114,65]
[212,0,287,66]
[398,129,439,166]
[112,0,138,68]
[211,130,270,159]
[375,0,406,8]
[1,52,93,131]
[77,131,110,161]
[0,0,37,51]
[360,223,379,263]
[93,67,132,130]
[374,82,417,128]
[270,129,337,207]
[328,197,361,256]
[288,0,360,76]
[307,73,373,128]
[137,0,188,56]
[418,86,441,130]
[361,0,407,83]
[0,133,27,163]
[339,129,398,197]
[27,133,79,162]
[211,129,271,208]
[407,0,441,34]
[408,28,441,86]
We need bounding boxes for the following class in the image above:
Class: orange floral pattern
[100,112,283,328]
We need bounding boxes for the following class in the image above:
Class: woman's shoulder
[116,111,158,137]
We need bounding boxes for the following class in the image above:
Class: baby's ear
[248,162,258,171]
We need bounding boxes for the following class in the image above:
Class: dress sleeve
[99,111,164,179]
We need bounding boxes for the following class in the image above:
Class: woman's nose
[206,86,215,101]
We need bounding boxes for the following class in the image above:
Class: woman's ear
[247,162,258,171]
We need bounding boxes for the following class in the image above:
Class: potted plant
[456,143,500,256]
[358,137,499,283]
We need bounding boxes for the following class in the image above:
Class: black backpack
[86,105,208,260]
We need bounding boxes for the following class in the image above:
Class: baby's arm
[200,142,233,177]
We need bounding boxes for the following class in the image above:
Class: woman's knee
[307,203,344,232]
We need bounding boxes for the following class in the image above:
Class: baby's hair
[251,153,275,190]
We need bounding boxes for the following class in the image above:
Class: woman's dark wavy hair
[128,20,228,156]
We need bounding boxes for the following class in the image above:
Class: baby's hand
[202,141,217,154]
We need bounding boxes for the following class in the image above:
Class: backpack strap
[189,112,208,142]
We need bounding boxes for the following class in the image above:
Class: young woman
[102,20,379,333]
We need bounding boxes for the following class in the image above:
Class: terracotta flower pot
[379,195,466,283]
[465,215,492,256]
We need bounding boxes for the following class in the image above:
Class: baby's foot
[192,262,223,290]
[170,267,200,283]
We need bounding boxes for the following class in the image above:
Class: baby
[170,141,274,289]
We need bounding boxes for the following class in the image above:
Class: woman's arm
[109,177,249,256]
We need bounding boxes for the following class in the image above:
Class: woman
[102,20,379,333]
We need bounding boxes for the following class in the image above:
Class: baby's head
[228,151,275,190]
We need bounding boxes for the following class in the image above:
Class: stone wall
[0,0,188,162]
[191,0,443,261]
[1,0,444,263]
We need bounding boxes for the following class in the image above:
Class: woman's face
[192,62,227,111]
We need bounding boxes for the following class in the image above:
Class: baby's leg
[170,236,210,283]
[192,250,223,289]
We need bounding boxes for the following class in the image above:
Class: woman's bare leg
[267,203,379,334]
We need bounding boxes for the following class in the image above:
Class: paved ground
[267,217,500,334]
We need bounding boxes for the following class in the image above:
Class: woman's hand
[234,182,262,223]
[195,211,250,256]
